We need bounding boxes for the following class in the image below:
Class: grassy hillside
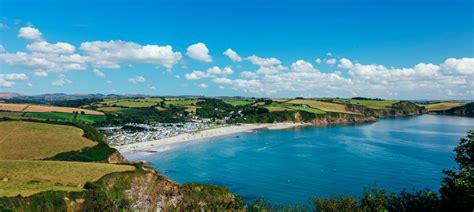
[224,99,254,106]
[424,102,465,112]
[0,160,134,197]
[0,121,96,160]
[332,98,399,109]
[286,99,355,114]
[23,112,105,123]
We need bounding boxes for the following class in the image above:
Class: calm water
[127,115,474,204]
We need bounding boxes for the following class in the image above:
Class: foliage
[102,107,186,125]
[177,183,246,210]
[196,98,234,119]
[312,196,359,212]
[440,130,474,210]
[23,111,105,124]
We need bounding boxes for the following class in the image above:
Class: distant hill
[432,102,474,117]
[0,92,23,99]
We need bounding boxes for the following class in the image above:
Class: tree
[440,130,474,211]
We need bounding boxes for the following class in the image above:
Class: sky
[0,0,472,99]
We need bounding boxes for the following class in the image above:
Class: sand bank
[116,122,307,154]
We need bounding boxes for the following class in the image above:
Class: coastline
[116,122,308,154]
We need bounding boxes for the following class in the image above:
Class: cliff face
[431,102,474,117]
[345,100,427,118]
[310,113,377,126]
[0,165,245,211]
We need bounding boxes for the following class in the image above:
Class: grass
[96,106,124,112]
[184,106,200,113]
[287,99,350,113]
[164,99,201,107]
[0,103,29,112]
[224,99,254,106]
[287,105,326,114]
[0,121,96,160]
[263,102,326,114]
[424,102,465,112]
[0,111,24,119]
[332,99,399,109]
[0,160,135,197]
[98,98,163,108]
[23,112,105,123]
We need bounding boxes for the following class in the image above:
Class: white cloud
[0,73,28,88]
[184,66,233,80]
[27,41,75,54]
[18,27,43,41]
[198,83,208,88]
[1,52,87,73]
[207,66,233,75]
[0,44,5,53]
[148,85,156,90]
[128,76,145,84]
[245,54,288,75]
[80,40,182,69]
[246,55,281,66]
[206,57,473,99]
[326,58,337,65]
[212,77,233,85]
[3,73,28,81]
[315,58,321,64]
[52,74,71,87]
[326,52,333,56]
[337,58,353,69]
[240,71,258,79]
[185,71,211,80]
[441,58,474,75]
[34,71,48,77]
[186,42,212,62]
[93,69,105,78]
[223,48,242,62]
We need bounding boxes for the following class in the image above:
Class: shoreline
[116,122,308,154]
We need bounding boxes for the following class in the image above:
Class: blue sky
[0,0,472,99]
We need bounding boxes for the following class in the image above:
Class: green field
[0,121,97,160]
[0,160,134,197]
[332,99,399,109]
[287,99,352,113]
[224,99,254,106]
[263,102,326,114]
[164,99,201,107]
[0,111,24,119]
[98,98,163,108]
[287,105,326,114]
[424,102,465,112]
[23,112,105,123]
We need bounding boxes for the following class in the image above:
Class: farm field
[287,105,326,114]
[99,98,162,108]
[263,102,326,114]
[287,99,353,114]
[0,103,29,112]
[0,160,135,197]
[332,99,399,109]
[0,121,96,160]
[164,99,201,107]
[224,99,254,106]
[0,103,104,115]
[423,102,465,112]
[23,112,105,123]
[0,111,24,119]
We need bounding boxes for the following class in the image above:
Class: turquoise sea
[127,115,474,204]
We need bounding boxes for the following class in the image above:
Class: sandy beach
[116,122,307,154]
